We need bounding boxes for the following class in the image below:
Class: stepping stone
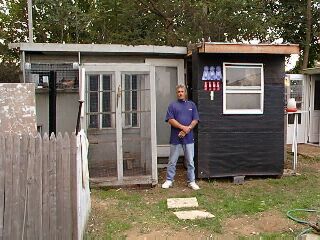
[173,210,215,220]
[167,197,198,209]
[300,234,320,240]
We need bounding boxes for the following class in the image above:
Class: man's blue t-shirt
[165,100,200,145]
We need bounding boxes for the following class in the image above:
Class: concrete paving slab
[173,210,215,220]
[167,197,198,209]
[300,233,320,240]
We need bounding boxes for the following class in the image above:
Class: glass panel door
[121,73,152,177]
[86,73,117,178]
[285,74,306,144]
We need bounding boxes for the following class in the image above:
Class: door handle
[117,85,122,108]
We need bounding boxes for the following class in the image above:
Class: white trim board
[9,43,187,55]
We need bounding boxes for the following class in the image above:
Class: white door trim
[145,58,185,157]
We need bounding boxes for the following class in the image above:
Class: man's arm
[168,119,198,134]
[168,119,190,134]
[188,120,198,130]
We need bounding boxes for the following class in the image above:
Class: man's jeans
[166,143,195,183]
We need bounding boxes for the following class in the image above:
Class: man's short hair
[176,84,187,92]
[176,84,188,99]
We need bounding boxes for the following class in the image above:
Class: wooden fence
[0,132,80,240]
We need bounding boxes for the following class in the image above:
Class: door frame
[307,74,320,143]
[286,74,308,144]
[80,63,157,185]
[145,58,185,157]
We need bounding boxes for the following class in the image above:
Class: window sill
[223,109,264,115]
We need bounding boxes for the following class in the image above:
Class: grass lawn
[85,153,320,239]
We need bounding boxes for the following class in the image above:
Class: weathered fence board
[49,133,57,240]
[63,133,72,240]
[0,132,86,240]
[56,132,63,239]
[11,135,20,240]
[35,134,43,239]
[42,133,49,240]
[20,135,28,240]
[70,133,78,240]
[26,135,35,239]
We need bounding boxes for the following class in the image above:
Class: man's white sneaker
[162,180,173,189]
[188,181,200,190]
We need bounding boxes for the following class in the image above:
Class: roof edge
[8,43,187,55]
[188,42,300,55]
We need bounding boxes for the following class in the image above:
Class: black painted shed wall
[191,52,286,178]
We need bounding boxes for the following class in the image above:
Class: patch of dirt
[287,144,320,158]
[222,210,300,236]
[125,227,212,240]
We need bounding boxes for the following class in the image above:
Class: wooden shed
[188,42,299,178]
[9,43,187,187]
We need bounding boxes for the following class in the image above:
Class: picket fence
[0,132,87,240]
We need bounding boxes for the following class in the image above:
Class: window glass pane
[90,92,98,112]
[102,114,111,128]
[290,79,303,110]
[132,75,137,89]
[89,115,98,128]
[132,113,138,127]
[102,92,111,112]
[102,75,111,90]
[131,75,138,126]
[226,67,261,87]
[89,75,99,91]
[124,74,131,126]
[226,93,261,109]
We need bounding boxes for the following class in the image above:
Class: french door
[82,64,157,185]
[309,77,320,143]
[285,74,307,144]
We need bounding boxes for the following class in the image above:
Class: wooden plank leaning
[0,136,5,240]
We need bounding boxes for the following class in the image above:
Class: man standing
[162,84,200,190]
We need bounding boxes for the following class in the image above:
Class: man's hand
[181,125,191,134]
[178,131,186,138]
[168,119,191,134]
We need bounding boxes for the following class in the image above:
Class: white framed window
[87,73,115,129]
[223,63,264,114]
